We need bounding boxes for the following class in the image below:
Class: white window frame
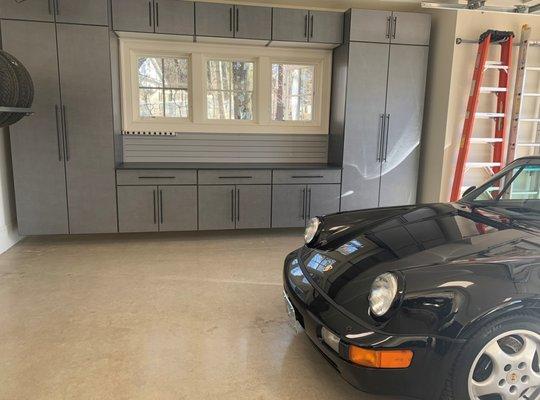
[119,38,332,134]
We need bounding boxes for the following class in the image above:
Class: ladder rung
[476,112,505,119]
[466,162,502,168]
[470,137,504,143]
[522,93,540,97]
[519,118,540,122]
[526,66,540,71]
[516,143,540,147]
[480,86,508,93]
[485,61,508,70]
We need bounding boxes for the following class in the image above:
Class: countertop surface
[116,162,342,171]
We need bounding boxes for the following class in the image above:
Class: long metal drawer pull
[138,176,175,179]
[229,7,233,32]
[386,16,391,39]
[291,175,324,179]
[159,189,163,224]
[304,15,308,37]
[62,105,69,161]
[307,188,312,219]
[153,190,157,224]
[392,16,397,39]
[54,105,62,161]
[310,14,314,38]
[218,176,253,179]
[54,0,60,15]
[236,7,239,32]
[155,2,159,27]
[148,1,152,26]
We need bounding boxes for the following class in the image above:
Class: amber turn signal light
[348,345,413,368]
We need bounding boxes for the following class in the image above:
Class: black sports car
[283,156,540,400]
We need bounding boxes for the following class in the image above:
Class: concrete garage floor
[0,230,403,400]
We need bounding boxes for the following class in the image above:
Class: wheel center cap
[507,371,520,384]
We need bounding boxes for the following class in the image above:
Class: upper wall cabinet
[0,0,54,22]
[112,0,194,35]
[54,0,108,25]
[195,2,271,40]
[154,0,194,35]
[348,9,430,46]
[390,12,431,46]
[272,8,343,44]
[0,0,108,25]
[195,2,234,38]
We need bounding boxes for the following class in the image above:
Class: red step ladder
[450,30,514,201]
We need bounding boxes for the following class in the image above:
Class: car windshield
[461,163,540,221]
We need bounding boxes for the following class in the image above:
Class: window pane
[232,61,254,91]
[207,90,231,120]
[139,88,163,117]
[165,89,188,118]
[271,63,314,122]
[164,58,188,89]
[138,57,163,88]
[207,60,231,90]
[233,91,252,120]
[206,59,254,120]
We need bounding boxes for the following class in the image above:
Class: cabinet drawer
[272,169,341,184]
[198,170,271,185]
[116,170,197,185]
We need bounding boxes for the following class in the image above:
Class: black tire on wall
[0,50,34,128]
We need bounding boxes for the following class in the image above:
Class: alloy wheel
[468,330,540,399]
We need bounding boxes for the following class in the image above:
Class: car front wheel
[442,313,540,400]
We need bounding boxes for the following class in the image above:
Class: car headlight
[304,217,320,244]
[369,273,399,317]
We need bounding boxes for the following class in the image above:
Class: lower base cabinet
[199,185,271,230]
[117,185,197,233]
[272,184,341,228]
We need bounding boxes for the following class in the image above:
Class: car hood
[299,202,540,323]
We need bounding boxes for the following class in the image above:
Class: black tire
[0,51,34,127]
[440,312,540,400]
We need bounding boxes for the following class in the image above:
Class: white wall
[419,10,540,202]
[0,128,20,253]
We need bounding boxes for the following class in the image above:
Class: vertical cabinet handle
[310,14,314,38]
[229,7,233,32]
[307,188,312,220]
[236,188,240,222]
[392,16,397,39]
[61,105,69,161]
[54,0,59,15]
[384,114,391,162]
[48,0,52,15]
[304,14,308,38]
[377,114,385,162]
[236,7,239,32]
[159,189,163,224]
[301,188,306,220]
[230,189,235,222]
[386,16,391,39]
[148,1,152,27]
[155,2,159,28]
[153,190,157,224]
[54,105,62,161]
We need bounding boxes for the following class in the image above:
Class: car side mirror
[462,186,477,197]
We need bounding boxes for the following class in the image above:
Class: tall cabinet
[330,9,430,211]
[1,20,117,234]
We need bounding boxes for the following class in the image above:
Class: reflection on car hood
[299,203,540,319]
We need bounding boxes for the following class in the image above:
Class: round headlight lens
[304,217,320,244]
[369,273,399,317]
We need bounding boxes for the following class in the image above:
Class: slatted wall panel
[122,133,329,163]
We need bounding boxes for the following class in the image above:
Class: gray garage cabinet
[1,20,117,234]
[330,10,430,211]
